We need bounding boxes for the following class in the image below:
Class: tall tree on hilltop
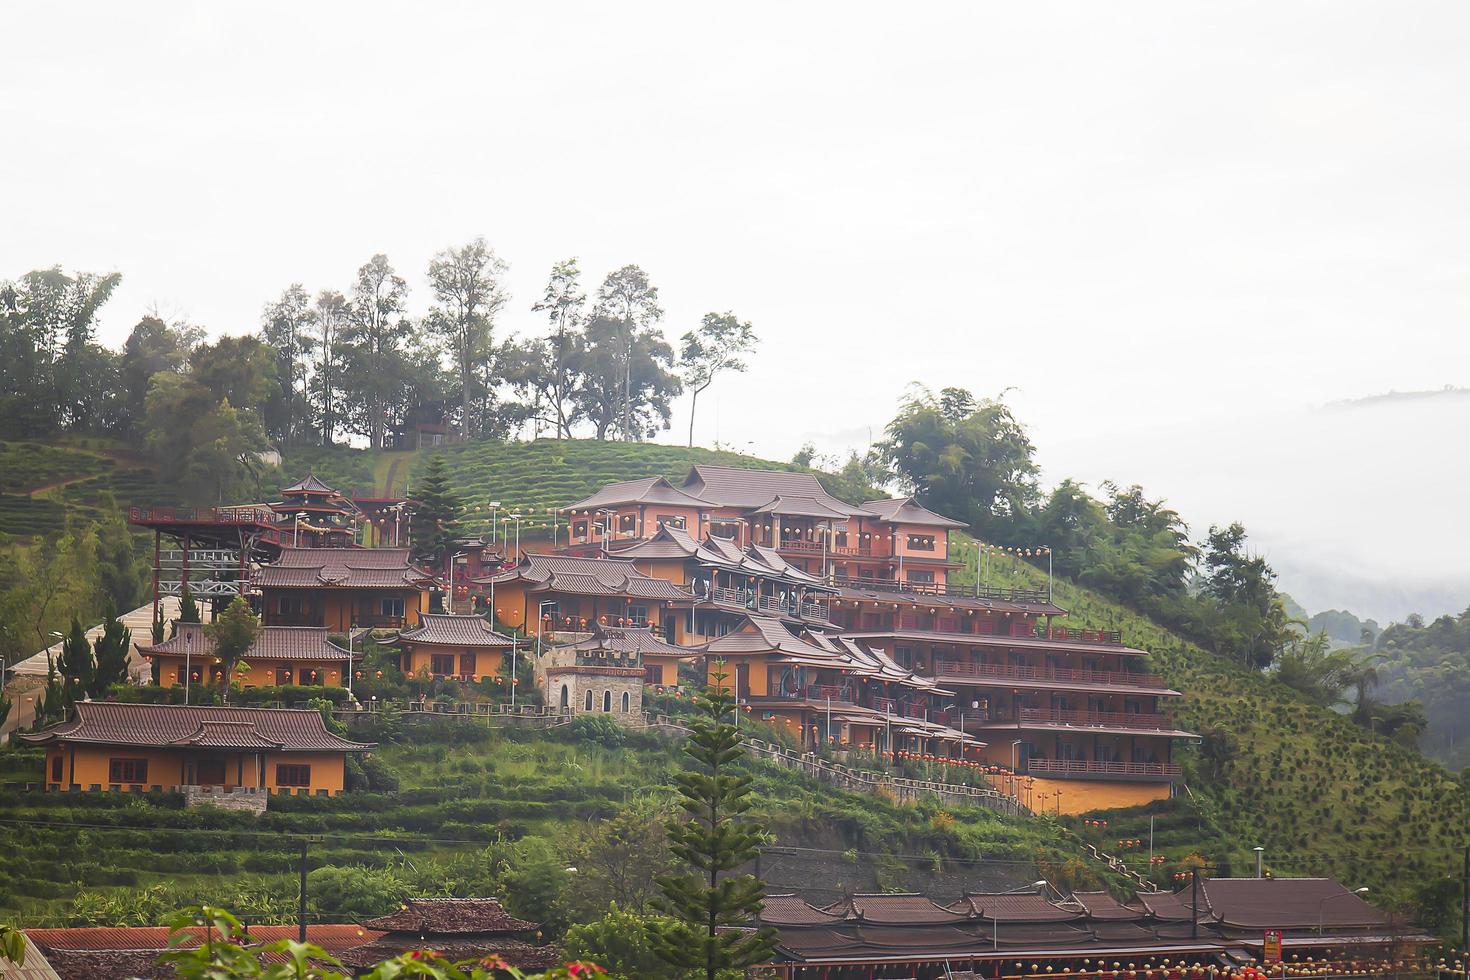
[595,265,665,441]
[95,495,146,612]
[427,238,510,440]
[572,314,681,440]
[118,315,201,437]
[529,258,587,438]
[261,284,317,445]
[145,373,268,505]
[340,254,413,448]
[408,455,462,575]
[649,661,777,979]
[91,602,132,695]
[205,596,259,703]
[311,289,349,445]
[1201,522,1292,670]
[879,385,1039,540]
[679,311,756,448]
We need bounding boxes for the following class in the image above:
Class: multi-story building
[137,622,360,689]
[254,547,437,632]
[386,613,519,683]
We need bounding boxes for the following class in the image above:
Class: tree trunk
[462,334,473,440]
[688,388,699,448]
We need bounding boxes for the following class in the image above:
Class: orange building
[22,702,373,796]
[137,622,360,688]
[473,553,694,640]
[386,613,519,682]
[255,547,437,632]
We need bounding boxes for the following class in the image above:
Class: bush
[306,865,410,919]
[567,714,626,748]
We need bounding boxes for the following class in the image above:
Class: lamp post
[488,501,500,546]
[184,629,193,706]
[509,512,523,561]
[1011,739,1023,800]
[531,600,556,708]
[347,622,355,702]
[1318,887,1369,936]
[1254,845,1265,878]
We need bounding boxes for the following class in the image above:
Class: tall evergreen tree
[205,596,260,703]
[426,238,510,440]
[649,662,777,979]
[173,587,201,638]
[91,602,131,695]
[95,497,146,612]
[408,455,462,570]
[55,616,93,707]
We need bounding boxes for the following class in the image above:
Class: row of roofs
[19,702,372,754]
[252,547,438,591]
[762,880,1431,967]
[562,465,965,526]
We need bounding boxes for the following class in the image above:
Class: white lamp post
[1319,887,1369,936]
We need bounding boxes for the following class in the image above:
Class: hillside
[3,436,1467,919]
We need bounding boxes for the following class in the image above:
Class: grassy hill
[3,436,1465,921]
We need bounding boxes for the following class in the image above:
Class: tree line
[1,250,758,493]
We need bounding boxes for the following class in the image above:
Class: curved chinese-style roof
[281,473,341,496]
[831,893,973,925]
[137,624,358,663]
[861,496,968,529]
[19,703,373,752]
[702,615,846,667]
[749,495,853,520]
[1071,891,1147,920]
[682,464,864,515]
[359,898,536,935]
[561,475,711,512]
[953,893,1083,923]
[1200,878,1388,931]
[564,624,696,659]
[392,614,516,648]
[475,553,692,601]
[255,547,437,590]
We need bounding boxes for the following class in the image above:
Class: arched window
[584,689,593,711]
[560,684,569,709]
[621,691,631,712]
[602,690,612,712]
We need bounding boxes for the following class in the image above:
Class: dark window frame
[276,764,312,787]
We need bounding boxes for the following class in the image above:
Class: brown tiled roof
[40,948,169,980]
[257,548,435,590]
[477,553,692,601]
[564,624,695,658]
[562,476,710,512]
[956,893,1082,922]
[1139,889,1209,922]
[832,893,973,925]
[1200,878,1389,930]
[759,895,850,927]
[281,474,341,495]
[861,496,968,529]
[682,464,863,514]
[393,614,517,648]
[702,615,845,667]
[748,495,853,520]
[360,898,537,935]
[19,703,374,752]
[137,624,357,663]
[337,939,559,970]
[25,925,380,954]
[1071,891,1147,920]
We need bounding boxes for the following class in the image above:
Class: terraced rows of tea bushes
[952,537,1470,903]
[0,440,116,494]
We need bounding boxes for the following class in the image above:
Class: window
[459,651,477,676]
[709,521,740,540]
[572,521,588,538]
[584,689,594,711]
[276,595,303,616]
[275,667,294,686]
[602,690,612,712]
[50,755,63,782]
[657,514,686,530]
[276,764,312,787]
[381,597,406,619]
[195,760,226,785]
[430,653,455,676]
[626,605,649,626]
[907,534,936,551]
[644,665,662,684]
[110,758,149,783]
[622,691,631,712]
[619,513,637,533]
[895,646,914,669]
[906,569,935,584]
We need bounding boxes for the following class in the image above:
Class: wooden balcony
[933,660,1168,690]
[777,539,873,558]
[1015,707,1174,731]
[1024,758,1181,781]
[845,577,1053,605]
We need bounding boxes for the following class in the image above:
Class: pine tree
[205,596,259,703]
[408,455,462,567]
[648,661,777,979]
[55,616,93,707]
[91,602,131,695]
[173,587,201,638]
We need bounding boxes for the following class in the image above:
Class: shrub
[567,714,626,748]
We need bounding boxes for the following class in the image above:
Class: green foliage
[678,312,756,448]
[648,664,777,979]
[564,904,680,979]
[206,596,261,699]
[56,615,93,707]
[92,602,132,693]
[1372,606,1470,767]
[409,454,463,565]
[94,495,146,610]
[177,587,201,626]
[562,797,678,921]
[568,714,627,748]
[306,865,410,919]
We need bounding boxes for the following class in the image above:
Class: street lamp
[509,512,523,561]
[1254,846,1265,878]
[184,629,193,706]
[528,599,557,708]
[1319,887,1369,936]
[488,501,501,546]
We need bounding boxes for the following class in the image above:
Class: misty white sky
[4,2,1468,621]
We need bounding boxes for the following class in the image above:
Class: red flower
[568,962,607,977]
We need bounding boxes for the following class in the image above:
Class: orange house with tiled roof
[137,622,360,688]
[472,553,694,640]
[254,547,436,632]
[22,702,372,796]
[385,613,518,682]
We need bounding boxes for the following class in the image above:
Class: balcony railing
[1025,758,1181,779]
[777,539,873,558]
[1016,707,1173,730]
[844,577,1052,605]
[806,684,854,703]
[933,660,1167,690]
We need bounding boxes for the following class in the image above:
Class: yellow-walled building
[386,613,519,682]
[255,547,436,632]
[139,623,360,688]
[21,702,374,796]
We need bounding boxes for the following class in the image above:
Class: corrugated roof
[861,496,968,529]
[562,476,710,512]
[759,894,851,927]
[393,614,516,648]
[19,703,374,752]
[479,553,692,600]
[1071,891,1147,920]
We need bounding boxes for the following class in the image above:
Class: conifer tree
[91,602,131,695]
[55,616,93,707]
[648,661,777,979]
[408,455,462,567]
[173,587,201,638]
